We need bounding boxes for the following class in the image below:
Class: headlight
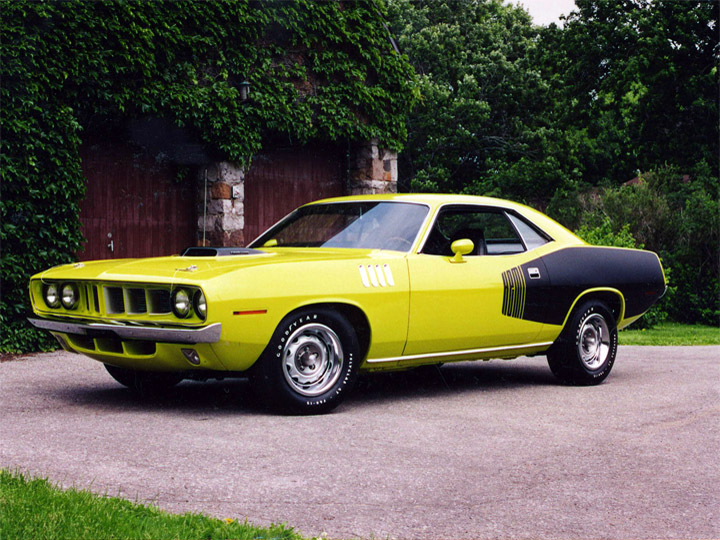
[43,283,61,308]
[193,290,207,320]
[60,283,79,309]
[172,289,191,318]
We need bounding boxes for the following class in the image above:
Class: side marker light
[182,349,201,366]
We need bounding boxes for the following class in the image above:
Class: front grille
[102,285,172,316]
[37,280,196,320]
[148,289,171,314]
[65,334,156,356]
[105,287,125,314]
[126,288,147,314]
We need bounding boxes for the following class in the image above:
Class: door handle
[107,240,114,252]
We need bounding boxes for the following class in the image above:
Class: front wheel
[547,301,618,385]
[253,308,361,414]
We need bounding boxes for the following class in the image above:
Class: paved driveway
[1,346,718,539]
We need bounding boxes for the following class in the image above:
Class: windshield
[249,202,429,252]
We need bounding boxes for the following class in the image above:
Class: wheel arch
[281,302,372,361]
[561,288,625,329]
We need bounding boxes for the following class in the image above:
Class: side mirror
[450,239,474,263]
[263,239,278,247]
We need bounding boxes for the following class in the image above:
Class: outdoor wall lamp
[239,80,251,101]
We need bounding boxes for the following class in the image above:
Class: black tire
[253,308,361,414]
[547,301,618,385]
[104,364,183,394]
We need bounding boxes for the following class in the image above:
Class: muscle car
[29,194,666,413]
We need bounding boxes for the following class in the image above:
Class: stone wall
[347,138,398,195]
[197,139,398,246]
[196,161,246,247]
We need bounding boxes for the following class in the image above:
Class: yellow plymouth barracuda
[29,194,666,414]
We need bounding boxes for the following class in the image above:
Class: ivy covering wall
[1,0,416,352]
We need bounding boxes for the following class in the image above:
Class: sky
[510,0,578,26]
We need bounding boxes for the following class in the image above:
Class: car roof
[306,193,583,245]
[311,193,520,208]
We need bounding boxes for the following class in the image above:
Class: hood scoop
[181,247,264,257]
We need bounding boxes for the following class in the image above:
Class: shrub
[575,163,718,326]
[575,219,668,328]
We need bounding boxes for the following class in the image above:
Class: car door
[403,204,549,356]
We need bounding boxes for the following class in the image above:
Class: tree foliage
[577,164,718,326]
[388,0,718,324]
[538,0,719,186]
[386,0,557,198]
[1,0,416,352]
[388,0,718,201]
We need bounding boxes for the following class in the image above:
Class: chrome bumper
[28,318,222,344]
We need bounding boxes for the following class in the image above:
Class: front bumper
[28,318,222,344]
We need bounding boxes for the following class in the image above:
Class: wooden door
[243,145,346,243]
[78,142,196,260]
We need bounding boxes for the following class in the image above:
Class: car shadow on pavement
[348,360,557,407]
[51,377,271,415]
[48,360,557,415]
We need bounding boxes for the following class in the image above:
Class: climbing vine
[1,0,416,351]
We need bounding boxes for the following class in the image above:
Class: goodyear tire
[104,364,183,394]
[547,301,618,385]
[255,308,361,414]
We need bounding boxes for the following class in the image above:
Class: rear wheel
[253,308,361,414]
[104,364,183,394]
[547,301,618,385]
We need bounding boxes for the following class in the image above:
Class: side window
[422,206,525,256]
[506,213,550,251]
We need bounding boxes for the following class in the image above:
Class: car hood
[34,248,403,284]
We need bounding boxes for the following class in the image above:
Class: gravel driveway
[1,346,718,539]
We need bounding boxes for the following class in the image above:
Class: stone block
[232,199,245,215]
[221,211,244,231]
[198,214,217,232]
[225,229,245,247]
[371,158,385,181]
[232,183,244,202]
[207,198,231,216]
[217,161,245,185]
[211,182,232,199]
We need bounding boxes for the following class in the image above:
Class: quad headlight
[172,288,192,318]
[171,288,207,319]
[60,283,79,309]
[43,283,61,308]
[193,290,207,320]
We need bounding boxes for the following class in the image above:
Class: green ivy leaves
[0,0,416,351]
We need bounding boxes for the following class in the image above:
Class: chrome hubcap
[578,313,610,370]
[282,323,343,396]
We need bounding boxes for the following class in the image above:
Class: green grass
[619,322,720,346]
[0,470,305,540]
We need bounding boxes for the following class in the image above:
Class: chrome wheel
[577,313,610,370]
[282,323,344,397]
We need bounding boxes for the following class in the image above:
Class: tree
[386,0,565,202]
[537,0,719,185]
